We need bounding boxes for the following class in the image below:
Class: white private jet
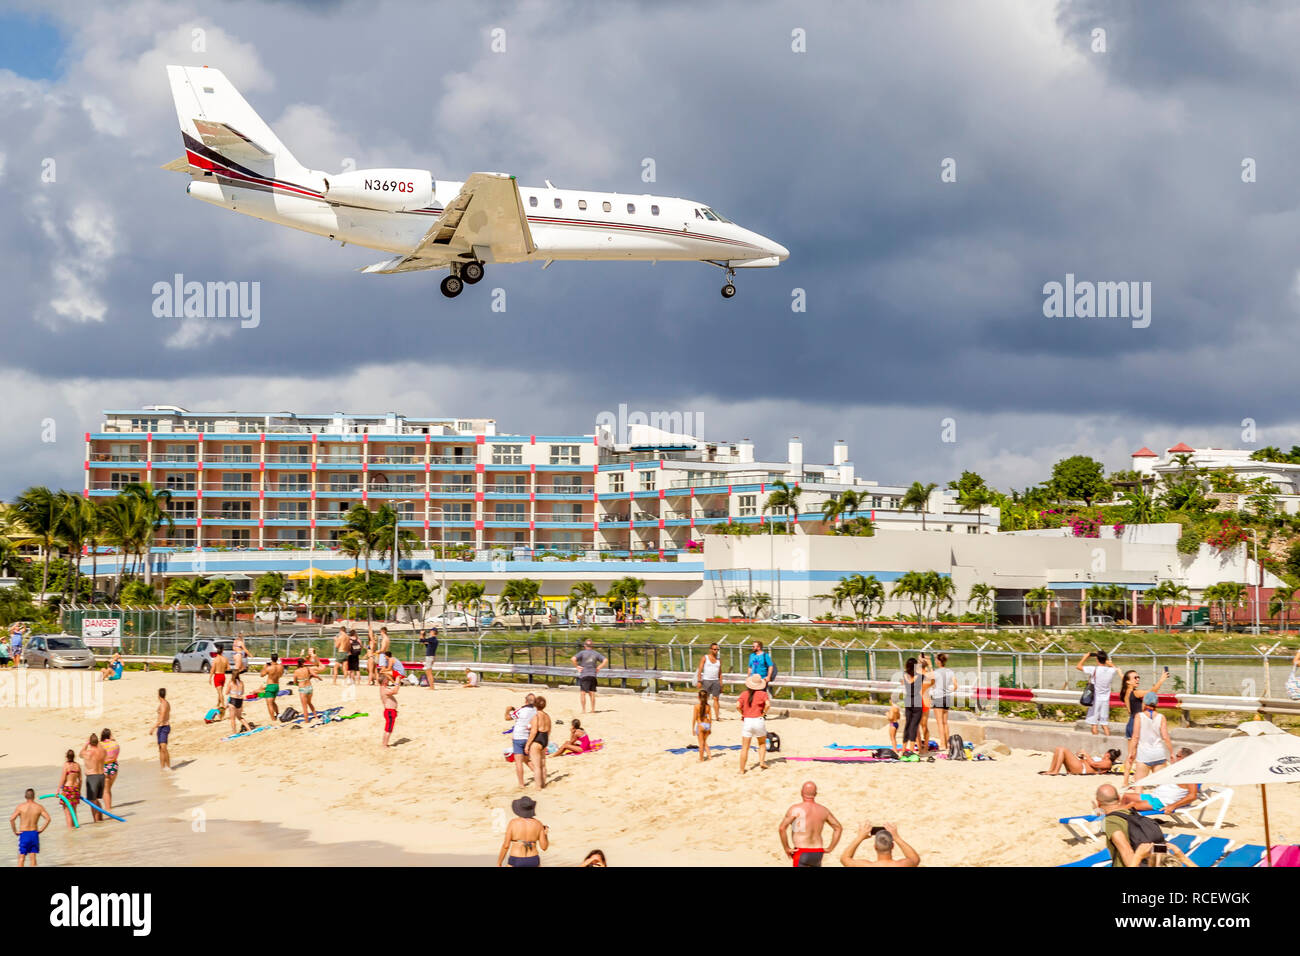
[163,66,788,298]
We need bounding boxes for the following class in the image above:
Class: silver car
[171,639,232,673]
[22,634,95,669]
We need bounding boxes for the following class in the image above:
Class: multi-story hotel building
[84,405,994,557]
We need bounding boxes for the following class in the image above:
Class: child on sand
[57,750,81,828]
[552,718,593,756]
[691,690,713,761]
[886,701,901,751]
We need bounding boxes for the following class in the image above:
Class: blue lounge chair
[1060,848,1111,867]
[1167,833,1198,854]
[1186,835,1232,867]
[1214,844,1265,868]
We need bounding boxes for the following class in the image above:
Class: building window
[553,477,583,494]
[163,474,196,491]
[168,501,196,518]
[554,197,562,209]
[945,525,953,532]
[626,203,635,214]
[602,201,612,212]
[109,472,140,489]
[967,525,979,534]
[650,204,659,215]
[738,494,757,517]
[528,195,537,207]
[578,199,587,210]
[493,444,524,465]
[496,503,526,518]
[871,496,882,509]
[609,472,624,494]
[446,503,473,518]
[638,471,655,491]
[549,444,580,465]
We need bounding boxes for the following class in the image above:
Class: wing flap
[413,173,535,261]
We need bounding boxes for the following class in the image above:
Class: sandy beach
[2,668,1297,866]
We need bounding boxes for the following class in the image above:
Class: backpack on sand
[765,731,781,753]
[1108,809,1165,861]
[947,734,966,760]
[278,706,300,723]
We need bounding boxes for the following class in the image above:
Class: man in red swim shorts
[380,672,399,748]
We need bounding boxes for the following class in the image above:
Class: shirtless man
[777,781,844,867]
[151,688,171,769]
[380,672,399,747]
[211,645,229,716]
[839,821,921,867]
[79,733,107,823]
[260,653,286,722]
[332,625,350,683]
[293,656,320,718]
[10,789,50,866]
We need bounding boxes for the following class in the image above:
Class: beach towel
[664,744,750,754]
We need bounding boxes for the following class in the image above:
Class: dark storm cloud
[1,0,1299,495]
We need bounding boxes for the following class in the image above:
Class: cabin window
[626,203,635,214]
[578,199,587,210]
[651,204,659,215]
[554,197,562,209]
[602,201,612,212]
[528,195,537,207]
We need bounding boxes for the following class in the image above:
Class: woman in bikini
[57,749,82,828]
[691,689,713,761]
[100,728,121,810]
[526,695,552,790]
[1119,667,1170,784]
[497,796,548,867]
[552,718,593,757]
[228,672,252,733]
[1039,747,1122,775]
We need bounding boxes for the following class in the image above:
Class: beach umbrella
[1134,720,1300,865]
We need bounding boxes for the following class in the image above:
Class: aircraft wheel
[721,283,737,299]
[440,275,464,298]
[462,262,485,284]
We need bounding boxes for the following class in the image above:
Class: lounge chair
[1165,786,1233,831]
[1214,844,1265,868]
[1058,809,1164,845]
[1059,848,1112,867]
[1267,845,1300,867]
[1185,835,1232,867]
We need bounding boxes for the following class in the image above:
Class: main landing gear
[720,267,737,298]
[440,260,485,298]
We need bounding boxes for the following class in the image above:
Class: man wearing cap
[1128,691,1174,783]
[778,781,844,867]
[738,673,771,774]
[498,795,548,867]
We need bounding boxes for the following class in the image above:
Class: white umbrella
[1134,720,1300,865]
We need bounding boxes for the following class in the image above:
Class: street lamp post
[1249,528,1261,634]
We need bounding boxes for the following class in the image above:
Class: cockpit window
[701,209,718,221]
[705,207,730,223]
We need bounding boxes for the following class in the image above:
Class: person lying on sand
[1039,747,1121,775]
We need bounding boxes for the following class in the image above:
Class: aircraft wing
[359,172,535,275]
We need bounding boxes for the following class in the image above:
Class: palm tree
[1122,487,1160,525]
[819,490,862,530]
[1024,586,1056,628]
[567,582,599,625]
[55,490,93,602]
[751,591,773,620]
[1269,584,1295,632]
[956,485,992,531]
[901,481,937,530]
[253,571,287,604]
[500,577,543,628]
[763,479,802,533]
[121,482,174,586]
[164,577,207,605]
[374,504,419,583]
[891,571,930,626]
[926,570,956,620]
[1203,581,1246,633]
[968,582,996,626]
[337,532,364,576]
[14,486,64,600]
[96,495,145,597]
[342,505,384,581]
[606,576,647,622]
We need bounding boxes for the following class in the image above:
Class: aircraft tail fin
[165,65,307,179]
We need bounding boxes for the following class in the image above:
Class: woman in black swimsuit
[526,696,552,790]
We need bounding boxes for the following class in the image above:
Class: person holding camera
[839,821,920,867]
[1076,649,1119,738]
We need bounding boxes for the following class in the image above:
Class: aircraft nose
[769,240,789,261]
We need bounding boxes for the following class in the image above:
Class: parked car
[425,612,473,630]
[254,608,299,623]
[171,639,232,673]
[1085,615,1117,628]
[766,612,813,624]
[655,613,679,625]
[23,635,95,669]
[591,607,618,626]
[491,606,559,629]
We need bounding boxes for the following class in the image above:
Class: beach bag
[278,706,299,723]
[1080,674,1096,708]
[765,731,781,753]
[1287,665,1300,702]
[947,734,966,760]
[1111,809,1165,858]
